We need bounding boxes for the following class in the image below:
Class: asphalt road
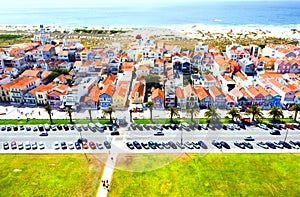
[1,125,300,154]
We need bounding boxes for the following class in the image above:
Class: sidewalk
[96,141,118,197]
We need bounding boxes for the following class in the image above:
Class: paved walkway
[96,139,118,197]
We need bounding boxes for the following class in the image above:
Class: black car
[156,142,164,149]
[1,126,6,131]
[104,141,111,149]
[141,142,150,149]
[19,125,25,131]
[237,123,246,129]
[198,141,208,149]
[243,142,253,149]
[270,129,281,135]
[220,141,230,149]
[195,124,202,130]
[39,132,48,136]
[63,124,69,131]
[77,138,88,143]
[126,142,135,150]
[266,141,276,149]
[143,124,150,130]
[154,131,164,136]
[273,142,284,149]
[267,124,274,129]
[57,124,63,131]
[192,142,201,149]
[6,126,12,131]
[212,140,222,149]
[278,141,292,149]
[26,126,31,131]
[222,125,228,130]
[38,125,44,132]
[13,126,18,131]
[3,142,9,150]
[111,131,120,136]
[133,141,142,149]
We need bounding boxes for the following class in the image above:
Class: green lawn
[257,118,297,124]
[0,154,106,197]
[0,119,112,125]
[133,118,231,124]
[109,154,300,197]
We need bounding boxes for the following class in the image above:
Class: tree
[246,105,263,121]
[66,78,74,87]
[66,107,73,124]
[88,109,92,122]
[204,106,221,124]
[187,105,199,122]
[167,106,179,123]
[227,107,240,123]
[103,107,114,124]
[291,104,300,121]
[44,104,53,125]
[268,106,284,123]
[146,101,154,123]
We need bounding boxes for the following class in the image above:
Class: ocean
[0,1,300,28]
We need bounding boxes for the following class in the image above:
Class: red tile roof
[151,88,164,99]
[194,86,210,100]
[131,81,145,99]
[175,87,185,99]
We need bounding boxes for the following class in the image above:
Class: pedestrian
[111,157,113,161]
[107,189,109,192]
[103,183,105,187]
[106,180,108,184]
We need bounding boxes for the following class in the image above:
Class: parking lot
[1,122,300,154]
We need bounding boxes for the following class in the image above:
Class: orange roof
[225,93,235,102]
[155,58,164,64]
[120,62,134,71]
[265,87,279,96]
[29,82,56,95]
[205,75,216,82]
[118,81,129,87]
[48,91,62,97]
[269,79,291,93]
[100,84,115,96]
[103,75,117,86]
[114,86,127,97]
[235,71,248,81]
[41,71,52,80]
[255,85,269,97]
[4,67,13,71]
[151,88,164,99]
[84,86,100,102]
[277,48,292,54]
[295,92,300,97]
[175,87,185,98]
[223,75,233,81]
[58,50,69,56]
[240,87,252,99]
[210,86,224,97]
[8,76,39,89]
[286,84,298,91]
[247,85,261,97]
[42,44,54,52]
[215,57,226,66]
[20,70,40,77]
[74,61,83,67]
[194,86,210,100]
[131,81,145,99]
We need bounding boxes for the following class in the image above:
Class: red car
[11,141,17,149]
[285,124,294,129]
[82,142,88,149]
[89,141,97,150]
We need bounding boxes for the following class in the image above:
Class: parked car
[82,124,89,131]
[96,143,103,149]
[51,125,57,131]
[63,124,69,131]
[198,141,208,149]
[19,125,25,131]
[82,142,89,149]
[266,141,276,149]
[278,141,292,149]
[11,141,17,149]
[220,141,230,149]
[32,126,38,132]
[68,142,74,150]
[111,131,120,136]
[75,125,82,132]
[148,141,157,149]
[13,126,18,131]
[104,141,111,149]
[38,124,44,132]
[141,142,150,149]
[168,141,177,149]
[257,142,269,149]
[3,142,9,150]
[133,141,142,149]
[44,124,50,131]
[243,142,253,149]
[270,129,281,135]
[18,142,24,150]
[88,123,96,132]
[154,131,164,136]
[89,141,97,149]
[61,141,67,150]
[26,126,31,131]
[234,141,245,149]
[25,141,31,150]
[244,136,255,141]
[39,132,48,137]
[39,142,45,149]
[192,142,201,149]
[212,140,222,149]
[126,142,135,150]
[75,142,81,149]
[6,126,12,131]
[56,124,63,130]
[32,142,38,150]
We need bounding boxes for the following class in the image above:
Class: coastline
[0,24,300,41]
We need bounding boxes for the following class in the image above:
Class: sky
[1,0,290,8]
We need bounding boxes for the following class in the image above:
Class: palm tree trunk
[88,109,92,122]
[150,109,153,122]
[49,113,53,125]
[109,113,113,124]
[294,110,298,121]
[252,114,255,121]
[231,116,234,123]
[191,113,193,122]
[69,112,72,124]
[171,112,173,123]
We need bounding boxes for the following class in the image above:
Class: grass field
[0,154,106,197]
[0,119,112,125]
[109,154,300,197]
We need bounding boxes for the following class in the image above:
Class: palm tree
[246,105,263,121]
[227,107,240,123]
[268,106,284,123]
[187,105,199,122]
[103,107,114,124]
[146,101,154,123]
[204,106,221,124]
[66,107,73,124]
[168,106,179,123]
[44,104,53,125]
[291,104,300,121]
[88,109,92,122]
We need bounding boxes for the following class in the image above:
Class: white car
[53,141,60,150]
[68,142,74,150]
[39,142,45,149]
[25,141,31,150]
